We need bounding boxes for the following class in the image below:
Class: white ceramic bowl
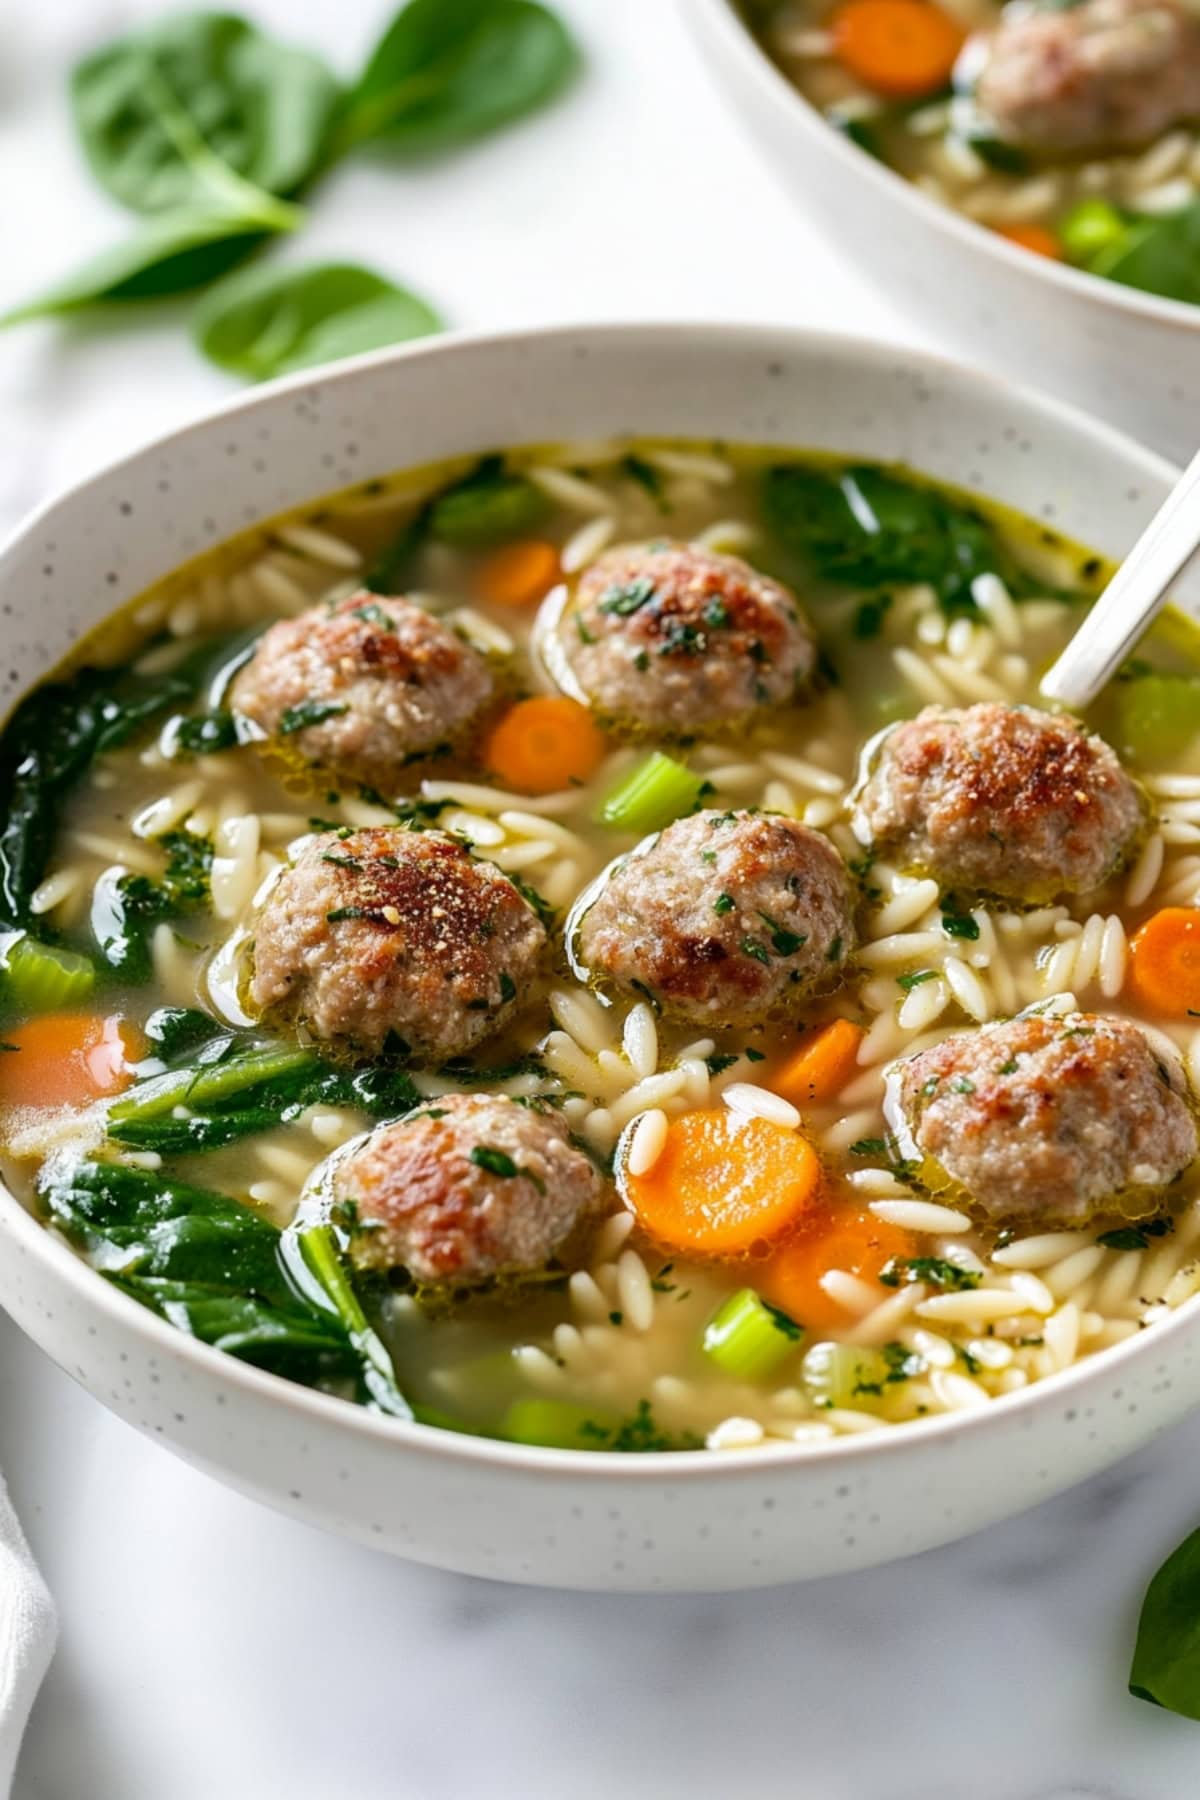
[2,323,1199,1593]
[687,0,1200,463]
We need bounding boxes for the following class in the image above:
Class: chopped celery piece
[108,1042,316,1124]
[0,934,95,1012]
[802,1339,890,1411]
[296,1223,412,1420]
[703,1288,802,1380]
[1061,198,1126,262]
[503,1397,615,1449]
[599,751,707,833]
[1116,674,1200,764]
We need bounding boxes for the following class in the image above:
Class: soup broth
[4,437,1200,1454]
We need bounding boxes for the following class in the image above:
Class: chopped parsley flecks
[278,699,350,735]
[1098,1217,1175,1252]
[879,1256,982,1292]
[599,578,657,617]
[940,907,980,942]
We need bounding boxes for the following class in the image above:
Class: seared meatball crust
[853,703,1143,902]
[232,590,495,791]
[334,1094,605,1286]
[895,1010,1198,1227]
[576,809,855,1028]
[249,827,547,1062]
[971,0,1200,157]
[559,540,816,735]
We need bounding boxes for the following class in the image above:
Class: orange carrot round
[995,224,1061,259]
[831,0,965,98]
[0,1012,141,1110]
[1128,907,1200,1017]
[620,1108,823,1258]
[477,539,561,608]
[771,1018,864,1109]
[759,1203,916,1332]
[483,695,607,795]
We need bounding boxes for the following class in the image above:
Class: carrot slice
[995,224,1062,260]
[772,1018,864,1109]
[477,539,561,608]
[0,1012,141,1110]
[831,0,965,98]
[621,1108,823,1258]
[483,695,607,795]
[1128,907,1200,1017]
[759,1204,917,1332]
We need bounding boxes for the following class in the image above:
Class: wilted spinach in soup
[5,437,1200,1455]
[745,0,1200,307]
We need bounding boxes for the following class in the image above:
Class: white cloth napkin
[0,1476,54,1795]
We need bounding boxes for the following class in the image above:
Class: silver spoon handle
[1040,444,1200,710]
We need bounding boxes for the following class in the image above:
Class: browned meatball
[576,809,855,1027]
[970,0,1200,155]
[332,1094,605,1285]
[852,703,1142,901]
[249,827,547,1062]
[557,541,816,734]
[232,590,494,790]
[894,1010,1198,1226]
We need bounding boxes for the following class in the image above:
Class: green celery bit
[1116,674,1200,764]
[1060,198,1126,262]
[702,1288,801,1380]
[503,1397,616,1449]
[1,934,95,1012]
[802,1339,889,1410]
[108,1043,316,1124]
[599,751,706,833]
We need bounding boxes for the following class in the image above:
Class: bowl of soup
[2,322,1200,1591]
[687,0,1200,462]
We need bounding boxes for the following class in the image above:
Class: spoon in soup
[1040,444,1200,710]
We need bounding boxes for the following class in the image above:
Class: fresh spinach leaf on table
[339,0,577,154]
[71,11,340,214]
[0,207,289,322]
[1131,1523,1200,1719]
[193,260,442,378]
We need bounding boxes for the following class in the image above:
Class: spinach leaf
[71,11,340,215]
[1131,1525,1200,1719]
[40,1159,367,1388]
[0,208,286,323]
[429,454,548,546]
[1092,200,1200,307]
[144,1006,226,1059]
[111,1275,357,1378]
[0,636,238,927]
[90,831,213,981]
[762,462,1029,616]
[364,507,431,595]
[340,0,577,154]
[106,1034,420,1152]
[193,260,441,379]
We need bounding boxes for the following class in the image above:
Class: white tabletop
[2,3,1199,1795]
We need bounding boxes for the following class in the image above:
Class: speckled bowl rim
[0,318,1192,1480]
[693,0,1200,336]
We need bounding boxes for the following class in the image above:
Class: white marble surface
[1,1,1199,1794]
